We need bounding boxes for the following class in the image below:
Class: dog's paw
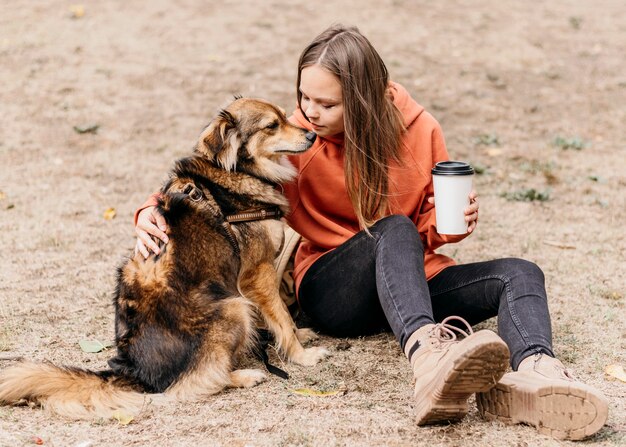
[290,346,330,366]
[296,328,319,344]
[229,369,267,388]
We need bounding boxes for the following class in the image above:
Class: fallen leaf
[289,387,344,397]
[32,436,44,445]
[601,290,623,301]
[78,340,111,353]
[111,410,134,425]
[606,364,626,383]
[588,175,606,183]
[0,191,5,200]
[103,207,116,220]
[486,148,503,157]
[73,124,99,134]
[69,5,85,19]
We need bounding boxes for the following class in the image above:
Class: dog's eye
[183,184,194,195]
[266,121,279,130]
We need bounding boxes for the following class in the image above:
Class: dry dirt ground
[0,0,625,446]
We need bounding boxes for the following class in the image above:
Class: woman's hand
[135,206,169,258]
[426,190,479,234]
[465,190,479,233]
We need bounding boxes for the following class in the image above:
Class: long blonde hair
[296,24,405,229]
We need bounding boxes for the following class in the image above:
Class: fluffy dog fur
[0,98,328,419]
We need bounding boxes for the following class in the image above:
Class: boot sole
[415,331,509,425]
[476,373,609,440]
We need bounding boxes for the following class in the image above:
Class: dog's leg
[296,328,319,344]
[166,296,258,399]
[229,369,267,388]
[241,262,329,366]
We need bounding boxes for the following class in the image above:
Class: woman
[135,25,608,440]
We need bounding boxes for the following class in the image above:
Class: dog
[0,97,328,419]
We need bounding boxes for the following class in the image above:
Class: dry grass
[1,0,625,446]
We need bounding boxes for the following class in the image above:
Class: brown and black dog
[0,98,328,419]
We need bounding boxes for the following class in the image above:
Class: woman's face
[299,64,345,138]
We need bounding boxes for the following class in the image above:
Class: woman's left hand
[465,190,479,233]
[426,190,479,234]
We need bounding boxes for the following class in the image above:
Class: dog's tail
[0,361,149,419]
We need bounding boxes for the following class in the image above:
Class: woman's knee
[499,258,545,284]
[371,215,423,246]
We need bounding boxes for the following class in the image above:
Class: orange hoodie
[284,82,468,293]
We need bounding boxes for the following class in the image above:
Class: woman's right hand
[135,206,169,258]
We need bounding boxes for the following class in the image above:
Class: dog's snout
[305,131,317,144]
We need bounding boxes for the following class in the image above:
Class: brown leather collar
[222,207,283,257]
[226,207,283,223]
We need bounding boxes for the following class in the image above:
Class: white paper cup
[431,161,474,235]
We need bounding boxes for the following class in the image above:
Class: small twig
[543,240,576,250]
[0,354,24,361]
[269,343,288,369]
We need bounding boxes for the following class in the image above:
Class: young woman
[135,25,608,440]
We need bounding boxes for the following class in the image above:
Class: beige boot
[405,316,509,425]
[476,353,609,440]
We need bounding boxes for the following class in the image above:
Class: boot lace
[432,316,474,342]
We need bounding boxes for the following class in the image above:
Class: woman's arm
[413,117,478,249]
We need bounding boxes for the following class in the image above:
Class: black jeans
[298,215,554,369]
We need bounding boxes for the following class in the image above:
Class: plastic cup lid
[431,161,474,175]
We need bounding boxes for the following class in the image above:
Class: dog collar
[219,207,284,257]
[225,207,283,223]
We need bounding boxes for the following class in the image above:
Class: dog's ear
[196,110,240,170]
[198,110,237,154]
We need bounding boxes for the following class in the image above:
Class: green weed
[474,133,500,146]
[501,188,551,202]
[279,431,314,447]
[520,160,559,184]
[0,323,13,352]
[569,16,582,30]
[471,162,487,175]
[553,136,588,150]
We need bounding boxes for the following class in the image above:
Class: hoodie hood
[387,81,424,128]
